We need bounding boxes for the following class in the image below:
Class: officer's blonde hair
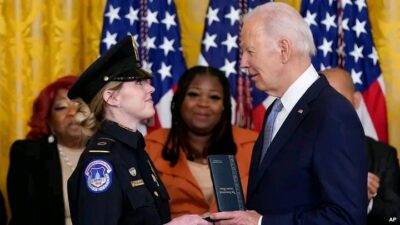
[73,81,123,138]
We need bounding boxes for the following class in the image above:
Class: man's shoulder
[300,75,351,111]
[366,136,397,156]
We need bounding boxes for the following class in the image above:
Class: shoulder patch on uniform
[84,159,113,193]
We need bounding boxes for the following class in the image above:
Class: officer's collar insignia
[131,179,144,187]
[84,159,113,193]
[129,167,137,177]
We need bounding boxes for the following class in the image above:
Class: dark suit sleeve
[7,141,42,225]
[368,145,400,225]
[262,101,367,225]
[0,190,7,225]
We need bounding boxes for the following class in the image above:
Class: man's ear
[279,38,291,64]
[103,90,120,107]
[353,91,362,110]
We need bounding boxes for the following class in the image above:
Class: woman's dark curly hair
[26,75,78,140]
[162,66,237,166]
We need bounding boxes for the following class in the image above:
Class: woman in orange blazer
[145,66,258,218]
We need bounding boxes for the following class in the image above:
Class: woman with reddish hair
[7,75,85,225]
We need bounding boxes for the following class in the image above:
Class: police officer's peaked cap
[68,35,153,104]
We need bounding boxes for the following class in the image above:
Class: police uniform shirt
[68,120,170,225]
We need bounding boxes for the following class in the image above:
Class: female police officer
[67,36,210,225]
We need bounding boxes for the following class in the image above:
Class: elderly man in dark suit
[211,2,367,225]
[323,67,400,225]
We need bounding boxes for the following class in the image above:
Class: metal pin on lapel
[297,109,304,114]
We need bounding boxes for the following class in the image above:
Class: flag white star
[102,31,117,49]
[221,33,238,53]
[142,61,153,73]
[355,0,366,12]
[162,12,177,31]
[318,38,333,57]
[341,0,352,9]
[321,12,337,32]
[328,0,334,5]
[202,32,218,52]
[352,19,367,38]
[304,11,317,27]
[125,7,139,25]
[157,62,172,80]
[146,9,158,28]
[342,18,349,31]
[351,69,363,85]
[105,5,121,24]
[350,44,364,63]
[198,54,209,66]
[225,6,240,26]
[368,47,379,65]
[220,59,236,77]
[159,37,175,56]
[145,36,157,50]
[320,63,330,71]
[207,7,220,26]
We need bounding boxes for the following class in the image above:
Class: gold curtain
[0,0,106,217]
[1,0,399,220]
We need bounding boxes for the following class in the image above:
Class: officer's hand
[165,214,211,225]
[210,210,261,225]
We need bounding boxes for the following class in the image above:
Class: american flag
[100,0,186,134]
[198,0,271,131]
[301,0,388,142]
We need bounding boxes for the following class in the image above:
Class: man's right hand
[367,172,380,200]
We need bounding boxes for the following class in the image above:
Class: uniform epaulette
[88,137,114,154]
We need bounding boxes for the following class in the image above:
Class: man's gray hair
[244,2,316,57]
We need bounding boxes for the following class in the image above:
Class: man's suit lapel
[254,102,310,183]
[247,105,270,194]
[249,75,328,193]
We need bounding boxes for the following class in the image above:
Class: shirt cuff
[367,198,374,214]
[258,216,263,225]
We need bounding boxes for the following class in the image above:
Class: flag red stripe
[362,80,388,143]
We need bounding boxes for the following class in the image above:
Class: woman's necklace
[57,144,83,172]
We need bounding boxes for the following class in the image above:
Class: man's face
[240,19,284,97]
